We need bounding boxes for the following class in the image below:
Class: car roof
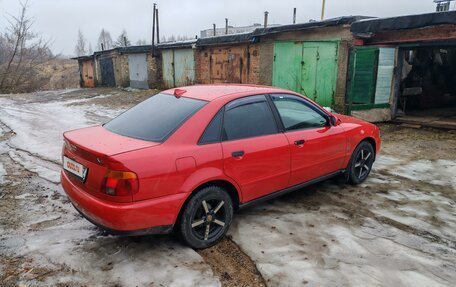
[162,84,294,101]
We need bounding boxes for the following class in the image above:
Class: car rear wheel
[179,186,233,249]
[348,141,375,185]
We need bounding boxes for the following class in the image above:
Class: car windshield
[104,93,207,142]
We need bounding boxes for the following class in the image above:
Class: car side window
[271,94,328,131]
[223,95,278,141]
[198,110,223,145]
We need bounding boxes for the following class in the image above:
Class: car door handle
[232,151,245,158]
[294,139,305,146]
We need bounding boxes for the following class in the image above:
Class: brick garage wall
[93,50,130,87]
[147,54,162,89]
[333,40,350,113]
[195,47,210,84]
[114,54,129,87]
[248,44,260,84]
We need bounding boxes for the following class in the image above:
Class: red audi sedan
[61,85,380,248]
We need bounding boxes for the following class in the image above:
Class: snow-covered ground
[1,89,455,286]
[0,90,221,287]
[229,156,456,286]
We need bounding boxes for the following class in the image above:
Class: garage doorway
[273,41,338,108]
[99,57,116,87]
[395,45,456,129]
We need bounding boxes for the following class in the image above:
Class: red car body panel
[222,133,291,202]
[62,170,185,232]
[284,125,347,186]
[61,84,381,234]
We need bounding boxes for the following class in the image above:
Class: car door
[221,95,291,203]
[270,94,347,187]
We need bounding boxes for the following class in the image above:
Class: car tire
[347,141,375,185]
[178,186,233,249]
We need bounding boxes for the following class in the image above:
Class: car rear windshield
[104,93,207,142]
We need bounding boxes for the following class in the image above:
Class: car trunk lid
[62,125,159,202]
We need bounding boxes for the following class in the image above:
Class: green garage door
[346,47,395,112]
[347,47,379,105]
[273,41,338,107]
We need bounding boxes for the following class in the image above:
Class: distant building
[434,0,454,11]
[200,23,279,38]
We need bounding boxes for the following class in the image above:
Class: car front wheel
[348,141,375,184]
[179,186,233,249]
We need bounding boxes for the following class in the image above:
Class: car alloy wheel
[179,186,233,249]
[354,148,372,180]
[348,141,374,184]
[191,199,227,241]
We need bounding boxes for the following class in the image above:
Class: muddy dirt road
[0,88,455,286]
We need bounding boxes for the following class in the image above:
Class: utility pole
[321,0,326,20]
[293,8,297,24]
[152,3,156,56]
[225,18,228,35]
[156,8,160,43]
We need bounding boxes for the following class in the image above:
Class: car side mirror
[330,115,341,126]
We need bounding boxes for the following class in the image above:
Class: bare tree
[88,43,93,55]
[160,34,193,43]
[0,1,54,93]
[114,29,131,47]
[136,39,148,45]
[97,28,113,51]
[74,29,87,56]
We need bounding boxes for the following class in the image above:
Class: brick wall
[147,54,162,89]
[115,54,129,87]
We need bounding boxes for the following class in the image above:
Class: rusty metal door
[128,53,149,89]
[82,60,94,88]
[174,49,195,86]
[100,57,116,87]
[209,46,248,84]
[162,49,175,88]
[210,49,226,83]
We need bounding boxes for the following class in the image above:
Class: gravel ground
[0,88,455,287]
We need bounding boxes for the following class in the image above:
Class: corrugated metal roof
[196,16,369,46]
[156,39,197,49]
[252,16,371,37]
[351,11,456,35]
[71,55,93,60]
[196,32,254,46]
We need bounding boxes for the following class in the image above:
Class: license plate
[63,156,88,181]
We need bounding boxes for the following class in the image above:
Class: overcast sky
[0,0,445,56]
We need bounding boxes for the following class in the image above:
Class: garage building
[350,11,456,126]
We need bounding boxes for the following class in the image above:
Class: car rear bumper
[61,170,188,234]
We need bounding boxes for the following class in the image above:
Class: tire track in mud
[0,118,61,184]
[197,237,267,287]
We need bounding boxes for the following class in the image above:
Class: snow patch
[0,162,6,184]
[3,227,220,287]
[391,159,456,190]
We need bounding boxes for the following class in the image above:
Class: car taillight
[101,170,139,196]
